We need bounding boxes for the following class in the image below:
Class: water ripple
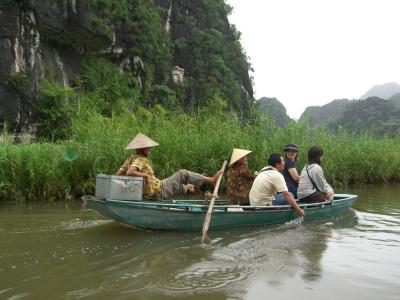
[8,292,29,300]
[60,219,112,230]
[352,211,400,242]
[65,288,98,299]
[160,266,249,292]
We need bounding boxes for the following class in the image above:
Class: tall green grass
[1,110,400,202]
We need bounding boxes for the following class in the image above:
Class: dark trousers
[299,191,327,203]
[159,169,205,200]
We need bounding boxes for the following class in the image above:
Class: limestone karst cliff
[0,0,253,134]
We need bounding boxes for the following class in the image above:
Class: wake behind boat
[83,194,358,231]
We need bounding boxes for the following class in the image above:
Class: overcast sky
[226,0,400,119]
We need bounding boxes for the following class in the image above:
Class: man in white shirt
[250,153,305,217]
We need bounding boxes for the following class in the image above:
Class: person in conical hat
[124,133,159,150]
[116,133,222,200]
[226,148,257,205]
[116,133,159,177]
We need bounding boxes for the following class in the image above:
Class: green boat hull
[84,194,358,231]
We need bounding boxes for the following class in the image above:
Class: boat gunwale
[86,194,358,214]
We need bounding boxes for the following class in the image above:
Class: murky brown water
[0,185,399,299]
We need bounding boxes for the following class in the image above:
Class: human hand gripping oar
[201,160,227,243]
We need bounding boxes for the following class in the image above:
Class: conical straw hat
[125,133,159,150]
[229,148,252,166]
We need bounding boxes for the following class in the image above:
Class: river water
[0,185,399,299]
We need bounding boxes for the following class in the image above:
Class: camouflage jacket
[117,155,161,198]
[227,164,256,205]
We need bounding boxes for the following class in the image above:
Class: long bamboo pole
[201,160,227,243]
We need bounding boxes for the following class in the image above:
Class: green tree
[36,78,75,141]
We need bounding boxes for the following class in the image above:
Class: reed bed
[1,111,399,202]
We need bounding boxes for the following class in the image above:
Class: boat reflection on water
[86,209,358,298]
[298,209,359,282]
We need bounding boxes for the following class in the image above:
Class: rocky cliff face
[156,0,254,111]
[0,0,105,133]
[0,0,253,134]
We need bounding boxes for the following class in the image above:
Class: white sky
[226,0,400,119]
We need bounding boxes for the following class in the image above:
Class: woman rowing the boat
[226,148,257,205]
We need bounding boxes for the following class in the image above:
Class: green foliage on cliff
[90,0,129,36]
[77,56,141,114]
[88,0,252,113]
[35,78,75,141]
[181,28,243,111]
[3,72,28,97]
[125,1,172,83]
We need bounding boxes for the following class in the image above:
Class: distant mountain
[256,97,293,127]
[360,82,400,100]
[389,93,400,107]
[299,99,353,126]
[329,97,400,137]
[296,82,400,136]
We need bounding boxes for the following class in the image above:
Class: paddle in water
[201,160,227,243]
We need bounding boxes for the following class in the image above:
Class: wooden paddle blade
[201,160,227,243]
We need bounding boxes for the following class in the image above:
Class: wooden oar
[201,160,227,243]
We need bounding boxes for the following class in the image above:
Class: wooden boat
[83,194,358,231]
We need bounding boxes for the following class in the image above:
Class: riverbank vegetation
[1,107,400,202]
[1,54,400,202]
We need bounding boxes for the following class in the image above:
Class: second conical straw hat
[125,133,159,150]
[229,148,252,166]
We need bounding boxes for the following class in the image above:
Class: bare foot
[212,170,223,185]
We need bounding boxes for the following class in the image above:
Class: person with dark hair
[249,153,305,217]
[297,146,334,203]
[281,143,300,198]
[117,133,222,200]
[227,148,257,205]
